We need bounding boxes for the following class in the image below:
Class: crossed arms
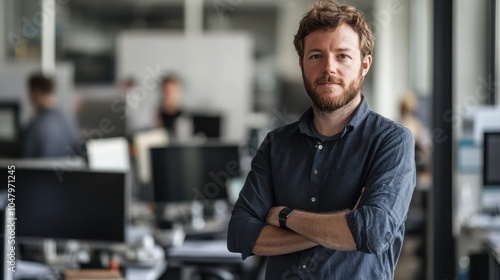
[227,127,416,259]
[252,193,363,256]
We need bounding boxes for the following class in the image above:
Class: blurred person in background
[399,91,431,171]
[22,73,79,158]
[158,74,192,138]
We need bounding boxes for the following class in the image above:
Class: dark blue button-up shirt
[228,97,416,279]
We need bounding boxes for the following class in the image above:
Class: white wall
[453,0,489,224]
[454,0,489,136]
[275,0,309,82]
[116,31,254,142]
[372,0,411,121]
[410,0,432,97]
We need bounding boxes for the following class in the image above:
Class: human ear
[361,55,372,76]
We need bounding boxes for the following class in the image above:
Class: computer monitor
[15,168,127,243]
[0,101,21,158]
[77,98,126,139]
[151,144,240,203]
[192,114,222,139]
[482,132,500,210]
[484,132,500,186]
[86,137,130,171]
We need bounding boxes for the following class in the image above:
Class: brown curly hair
[293,0,375,60]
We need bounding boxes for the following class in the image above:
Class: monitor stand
[43,239,58,265]
[213,200,228,222]
[191,201,205,230]
[43,239,82,269]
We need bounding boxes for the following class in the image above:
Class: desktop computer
[77,98,127,140]
[481,132,500,211]
[192,114,222,139]
[150,143,241,236]
[151,143,240,204]
[15,168,128,244]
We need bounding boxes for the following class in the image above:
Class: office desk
[484,231,500,280]
[125,261,167,280]
[15,259,167,280]
[166,240,255,280]
[460,214,500,280]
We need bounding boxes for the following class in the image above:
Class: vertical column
[432,0,455,279]
[185,0,203,36]
[41,0,56,75]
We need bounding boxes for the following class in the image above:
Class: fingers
[354,187,366,209]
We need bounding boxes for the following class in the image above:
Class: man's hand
[354,187,365,209]
[266,206,285,227]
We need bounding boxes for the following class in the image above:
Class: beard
[302,68,363,114]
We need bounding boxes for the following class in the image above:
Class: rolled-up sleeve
[345,126,416,254]
[227,134,275,259]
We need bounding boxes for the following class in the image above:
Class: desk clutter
[64,270,123,280]
[0,140,250,279]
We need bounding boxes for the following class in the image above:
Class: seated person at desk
[22,73,79,158]
[157,74,186,138]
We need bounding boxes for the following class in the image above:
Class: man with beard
[227,1,416,279]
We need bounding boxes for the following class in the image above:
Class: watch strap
[279,207,295,229]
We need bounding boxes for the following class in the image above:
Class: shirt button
[314,169,318,175]
[318,145,323,150]
[302,265,307,269]
[311,197,316,202]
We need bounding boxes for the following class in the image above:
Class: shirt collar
[298,95,370,139]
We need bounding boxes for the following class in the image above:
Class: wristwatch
[279,207,295,229]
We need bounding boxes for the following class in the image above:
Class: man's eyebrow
[305,47,357,54]
[305,48,323,54]
[336,47,355,53]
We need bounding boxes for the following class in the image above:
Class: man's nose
[323,56,338,75]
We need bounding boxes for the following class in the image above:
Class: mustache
[315,75,345,87]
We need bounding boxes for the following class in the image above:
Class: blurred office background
[0,0,499,279]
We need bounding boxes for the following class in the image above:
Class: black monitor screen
[484,132,500,186]
[151,144,240,203]
[192,115,221,139]
[15,168,126,243]
[77,99,126,139]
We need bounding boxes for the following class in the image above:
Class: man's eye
[309,54,322,60]
[339,54,350,59]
